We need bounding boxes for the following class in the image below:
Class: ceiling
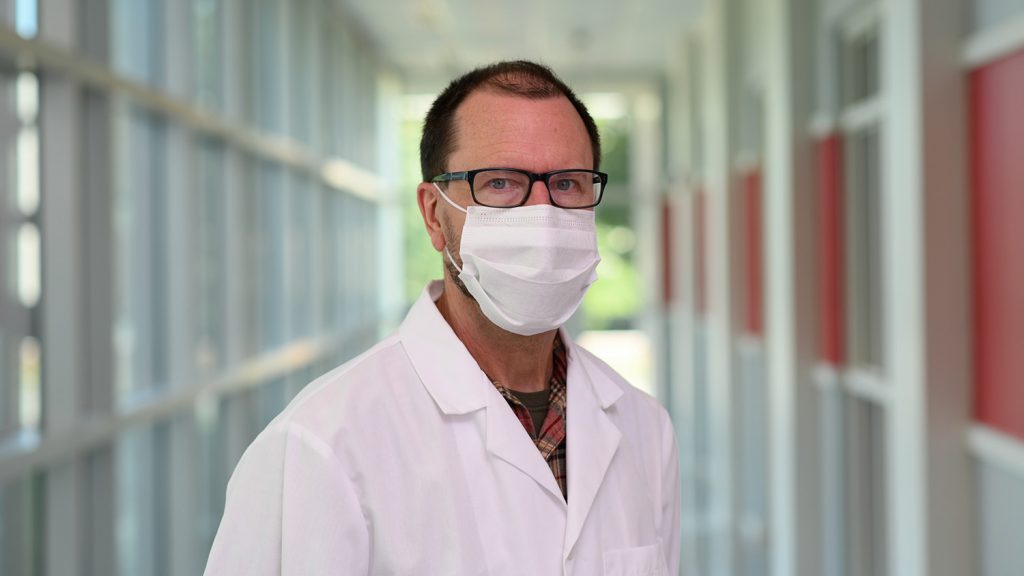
[337,0,703,91]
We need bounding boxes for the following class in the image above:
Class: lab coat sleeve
[660,410,682,576]
[204,421,371,575]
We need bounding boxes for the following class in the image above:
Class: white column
[763,0,823,575]
[630,89,665,399]
[883,1,975,575]
[700,1,738,573]
[376,69,405,332]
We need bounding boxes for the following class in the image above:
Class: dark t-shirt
[509,388,551,438]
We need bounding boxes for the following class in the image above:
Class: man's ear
[417,183,447,252]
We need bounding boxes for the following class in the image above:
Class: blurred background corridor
[0,0,1021,574]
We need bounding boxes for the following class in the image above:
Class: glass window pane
[289,176,314,338]
[738,343,767,576]
[194,138,226,377]
[116,422,171,576]
[111,0,164,87]
[114,106,170,403]
[844,126,884,368]
[251,0,282,133]
[289,0,316,145]
[14,0,37,38]
[970,0,1024,33]
[0,473,45,575]
[192,0,223,111]
[979,460,1024,576]
[239,155,264,358]
[843,27,880,106]
[261,163,286,350]
[844,396,888,576]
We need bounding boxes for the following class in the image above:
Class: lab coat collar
[563,339,623,557]
[399,281,491,415]
[399,281,565,499]
[400,281,626,529]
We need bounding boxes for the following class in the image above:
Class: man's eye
[554,178,581,192]
[487,178,509,190]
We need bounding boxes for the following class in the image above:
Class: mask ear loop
[433,182,468,214]
[433,183,466,273]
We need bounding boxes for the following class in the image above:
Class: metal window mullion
[37,0,87,573]
[307,0,324,155]
[0,71,17,438]
[221,0,244,369]
[162,0,199,573]
[278,1,297,350]
[340,25,355,160]
[80,87,116,576]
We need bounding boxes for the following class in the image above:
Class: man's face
[425,89,595,279]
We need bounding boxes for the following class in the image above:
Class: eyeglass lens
[471,170,602,208]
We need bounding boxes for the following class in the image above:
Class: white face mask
[434,184,601,336]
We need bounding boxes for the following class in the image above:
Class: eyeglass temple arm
[432,171,470,182]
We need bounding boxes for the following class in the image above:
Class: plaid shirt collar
[491,333,569,498]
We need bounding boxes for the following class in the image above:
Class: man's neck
[435,277,555,393]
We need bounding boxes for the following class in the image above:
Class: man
[205,60,680,575]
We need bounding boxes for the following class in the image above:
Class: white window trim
[840,96,885,134]
[962,10,1024,70]
[808,113,837,139]
[0,330,364,484]
[841,2,882,42]
[969,424,1024,480]
[842,366,891,407]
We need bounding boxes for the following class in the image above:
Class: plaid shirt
[492,335,568,500]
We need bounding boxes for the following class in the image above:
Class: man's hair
[419,60,601,182]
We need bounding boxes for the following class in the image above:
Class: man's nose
[522,180,552,206]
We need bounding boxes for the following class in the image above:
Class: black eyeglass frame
[431,168,609,209]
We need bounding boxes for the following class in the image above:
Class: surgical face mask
[434,183,601,336]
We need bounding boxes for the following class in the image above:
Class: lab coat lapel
[484,390,565,502]
[401,282,565,501]
[563,339,623,558]
[401,282,490,416]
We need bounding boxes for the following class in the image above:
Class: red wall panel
[817,135,844,366]
[971,49,1024,440]
[742,169,764,336]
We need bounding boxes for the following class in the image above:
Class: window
[0,2,389,572]
[843,125,883,367]
[193,138,226,377]
[113,105,171,404]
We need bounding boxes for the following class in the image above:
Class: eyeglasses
[431,168,608,209]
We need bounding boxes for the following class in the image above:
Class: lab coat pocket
[602,541,668,576]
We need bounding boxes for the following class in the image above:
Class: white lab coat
[205,281,681,575]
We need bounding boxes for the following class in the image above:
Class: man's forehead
[452,89,580,132]
[443,87,594,169]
